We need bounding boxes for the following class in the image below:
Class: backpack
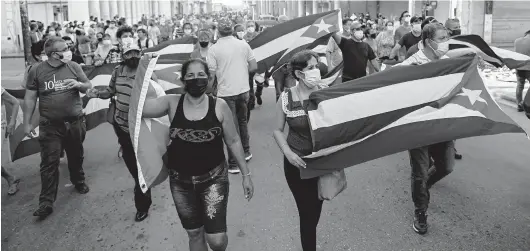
[138,38,150,50]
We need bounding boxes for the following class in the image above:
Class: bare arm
[23,90,38,127]
[370,59,381,72]
[272,98,290,154]
[2,91,20,127]
[389,43,402,59]
[142,94,173,118]
[218,99,250,176]
[332,31,342,45]
[248,59,258,73]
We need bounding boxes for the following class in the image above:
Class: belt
[40,114,85,126]
[169,162,226,184]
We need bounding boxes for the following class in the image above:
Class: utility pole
[19,0,32,66]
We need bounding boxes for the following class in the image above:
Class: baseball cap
[410,16,424,24]
[421,16,438,30]
[217,19,233,33]
[122,42,141,54]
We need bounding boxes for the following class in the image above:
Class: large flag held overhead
[300,56,527,179]
[249,10,341,75]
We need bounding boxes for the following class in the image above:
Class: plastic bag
[318,169,347,201]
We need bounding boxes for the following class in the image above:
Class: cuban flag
[300,55,527,179]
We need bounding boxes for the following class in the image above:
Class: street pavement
[1,58,530,251]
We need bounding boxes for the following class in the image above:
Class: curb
[1,55,24,59]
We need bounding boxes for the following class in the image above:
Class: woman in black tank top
[141,58,254,251]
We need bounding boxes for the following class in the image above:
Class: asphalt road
[1,58,530,251]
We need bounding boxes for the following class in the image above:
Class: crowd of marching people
[2,6,529,251]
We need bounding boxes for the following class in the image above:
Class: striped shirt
[107,65,159,132]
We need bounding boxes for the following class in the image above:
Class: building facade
[248,0,530,49]
[2,0,529,54]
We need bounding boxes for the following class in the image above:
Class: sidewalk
[1,52,24,59]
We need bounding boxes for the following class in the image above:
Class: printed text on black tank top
[169,127,222,143]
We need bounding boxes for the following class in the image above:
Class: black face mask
[98,38,103,42]
[124,57,141,68]
[185,78,208,97]
[451,29,461,36]
[370,34,376,38]
[199,41,209,48]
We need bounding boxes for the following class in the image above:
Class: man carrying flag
[397,23,454,235]
[86,26,163,222]
[330,21,380,82]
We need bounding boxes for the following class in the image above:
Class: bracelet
[242,172,251,177]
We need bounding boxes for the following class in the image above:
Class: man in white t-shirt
[147,21,161,45]
[105,20,119,45]
[207,19,258,173]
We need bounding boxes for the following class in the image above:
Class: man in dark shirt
[390,16,423,59]
[331,21,379,82]
[23,37,92,219]
[406,17,438,58]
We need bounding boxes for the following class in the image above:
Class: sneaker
[454,153,463,160]
[135,211,149,222]
[33,205,53,217]
[228,166,241,174]
[245,152,253,161]
[75,183,90,194]
[517,104,524,112]
[412,209,428,235]
[256,95,263,105]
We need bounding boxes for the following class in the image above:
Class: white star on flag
[457,87,487,105]
[313,19,333,34]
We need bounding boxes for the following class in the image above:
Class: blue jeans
[409,140,455,211]
[38,115,86,206]
[220,92,250,168]
[169,163,229,234]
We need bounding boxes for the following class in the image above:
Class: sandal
[7,178,20,195]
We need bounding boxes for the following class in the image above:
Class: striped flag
[249,10,340,75]
[128,56,169,192]
[3,60,186,162]
[449,35,530,70]
[300,55,527,179]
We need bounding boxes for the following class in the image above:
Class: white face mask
[387,26,394,31]
[184,29,192,34]
[430,40,450,57]
[59,50,72,63]
[353,31,364,40]
[404,17,411,23]
[237,31,245,39]
[41,55,48,61]
[247,27,255,33]
[301,68,321,88]
[412,24,421,33]
[102,40,112,45]
[121,37,134,46]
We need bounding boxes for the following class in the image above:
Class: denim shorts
[169,163,229,234]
